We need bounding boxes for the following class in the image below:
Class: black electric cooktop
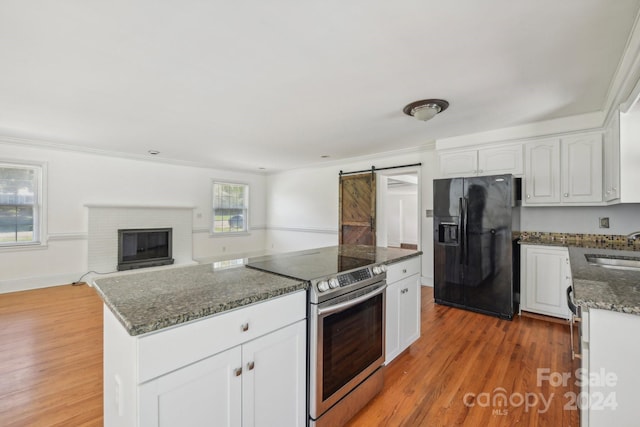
[246,246,377,281]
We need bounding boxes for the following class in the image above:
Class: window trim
[0,159,47,248]
[211,180,250,236]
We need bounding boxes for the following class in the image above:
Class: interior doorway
[376,170,420,250]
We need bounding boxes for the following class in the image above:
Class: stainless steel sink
[585,254,640,271]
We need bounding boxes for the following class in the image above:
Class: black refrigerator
[433,174,520,319]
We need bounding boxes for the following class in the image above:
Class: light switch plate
[426,209,433,218]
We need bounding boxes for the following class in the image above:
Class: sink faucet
[627,231,640,243]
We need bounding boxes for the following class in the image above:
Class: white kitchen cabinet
[139,320,306,427]
[104,291,306,427]
[385,256,421,364]
[561,133,603,203]
[523,138,561,204]
[523,133,603,206]
[520,245,570,319]
[583,308,640,426]
[437,143,523,178]
[618,106,640,202]
[603,112,621,202]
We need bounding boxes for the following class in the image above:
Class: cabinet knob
[241,323,249,332]
[247,361,255,371]
[526,194,531,199]
[563,193,569,197]
[402,269,407,274]
[234,367,242,377]
[613,187,617,191]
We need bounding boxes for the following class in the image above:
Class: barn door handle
[370,216,374,231]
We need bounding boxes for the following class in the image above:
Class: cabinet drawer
[137,290,306,383]
[386,256,421,283]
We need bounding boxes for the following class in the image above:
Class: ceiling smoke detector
[403,99,449,122]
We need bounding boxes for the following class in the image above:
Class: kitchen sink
[585,254,640,271]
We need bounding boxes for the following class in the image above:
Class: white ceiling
[1,1,639,172]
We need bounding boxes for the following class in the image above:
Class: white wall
[265,147,437,285]
[386,191,418,247]
[0,141,267,293]
[521,204,640,234]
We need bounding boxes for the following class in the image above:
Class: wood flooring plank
[346,287,580,427]
[0,283,579,427]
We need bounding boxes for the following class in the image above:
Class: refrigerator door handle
[459,197,466,265]
[462,197,469,265]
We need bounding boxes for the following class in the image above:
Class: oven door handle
[317,284,386,316]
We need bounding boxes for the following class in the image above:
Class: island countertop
[93,263,307,336]
[568,247,640,316]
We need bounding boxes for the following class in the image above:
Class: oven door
[309,282,386,419]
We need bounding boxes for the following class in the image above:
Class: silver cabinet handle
[234,367,242,377]
[241,323,249,332]
[247,361,255,371]
[402,269,407,274]
[526,194,531,199]
[564,193,569,197]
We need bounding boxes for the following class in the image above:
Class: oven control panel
[338,268,372,287]
[315,265,387,294]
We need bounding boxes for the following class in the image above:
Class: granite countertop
[245,245,422,281]
[568,247,640,316]
[93,263,307,336]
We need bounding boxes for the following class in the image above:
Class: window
[212,181,249,234]
[0,162,43,246]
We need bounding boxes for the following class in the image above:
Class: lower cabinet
[583,308,640,426]
[385,257,421,364]
[520,245,571,319]
[103,291,306,427]
[139,320,306,427]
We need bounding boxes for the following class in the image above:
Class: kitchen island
[93,244,422,427]
[93,262,308,427]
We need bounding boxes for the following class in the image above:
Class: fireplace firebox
[117,228,174,271]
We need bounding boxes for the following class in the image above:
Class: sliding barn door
[339,172,376,245]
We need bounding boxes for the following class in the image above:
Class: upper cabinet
[523,139,561,204]
[603,112,621,202]
[560,133,603,203]
[523,133,603,206]
[437,143,523,178]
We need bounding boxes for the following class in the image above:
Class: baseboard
[420,276,434,287]
[0,272,85,294]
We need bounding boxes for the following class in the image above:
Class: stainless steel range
[246,247,388,427]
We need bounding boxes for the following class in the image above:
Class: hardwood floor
[0,284,103,426]
[347,287,580,427]
[0,284,578,427]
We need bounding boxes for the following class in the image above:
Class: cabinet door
[399,274,421,351]
[385,274,420,364]
[437,150,478,177]
[521,246,570,319]
[384,280,401,364]
[242,320,306,427]
[477,144,523,176]
[139,346,242,427]
[561,133,603,203]
[523,139,561,204]
[604,114,620,202]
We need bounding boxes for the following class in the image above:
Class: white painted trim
[267,226,338,234]
[84,204,195,209]
[435,112,604,150]
[421,276,434,287]
[47,232,88,241]
[0,136,268,175]
[606,9,640,115]
[0,272,84,294]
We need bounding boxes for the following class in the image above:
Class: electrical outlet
[599,217,610,228]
